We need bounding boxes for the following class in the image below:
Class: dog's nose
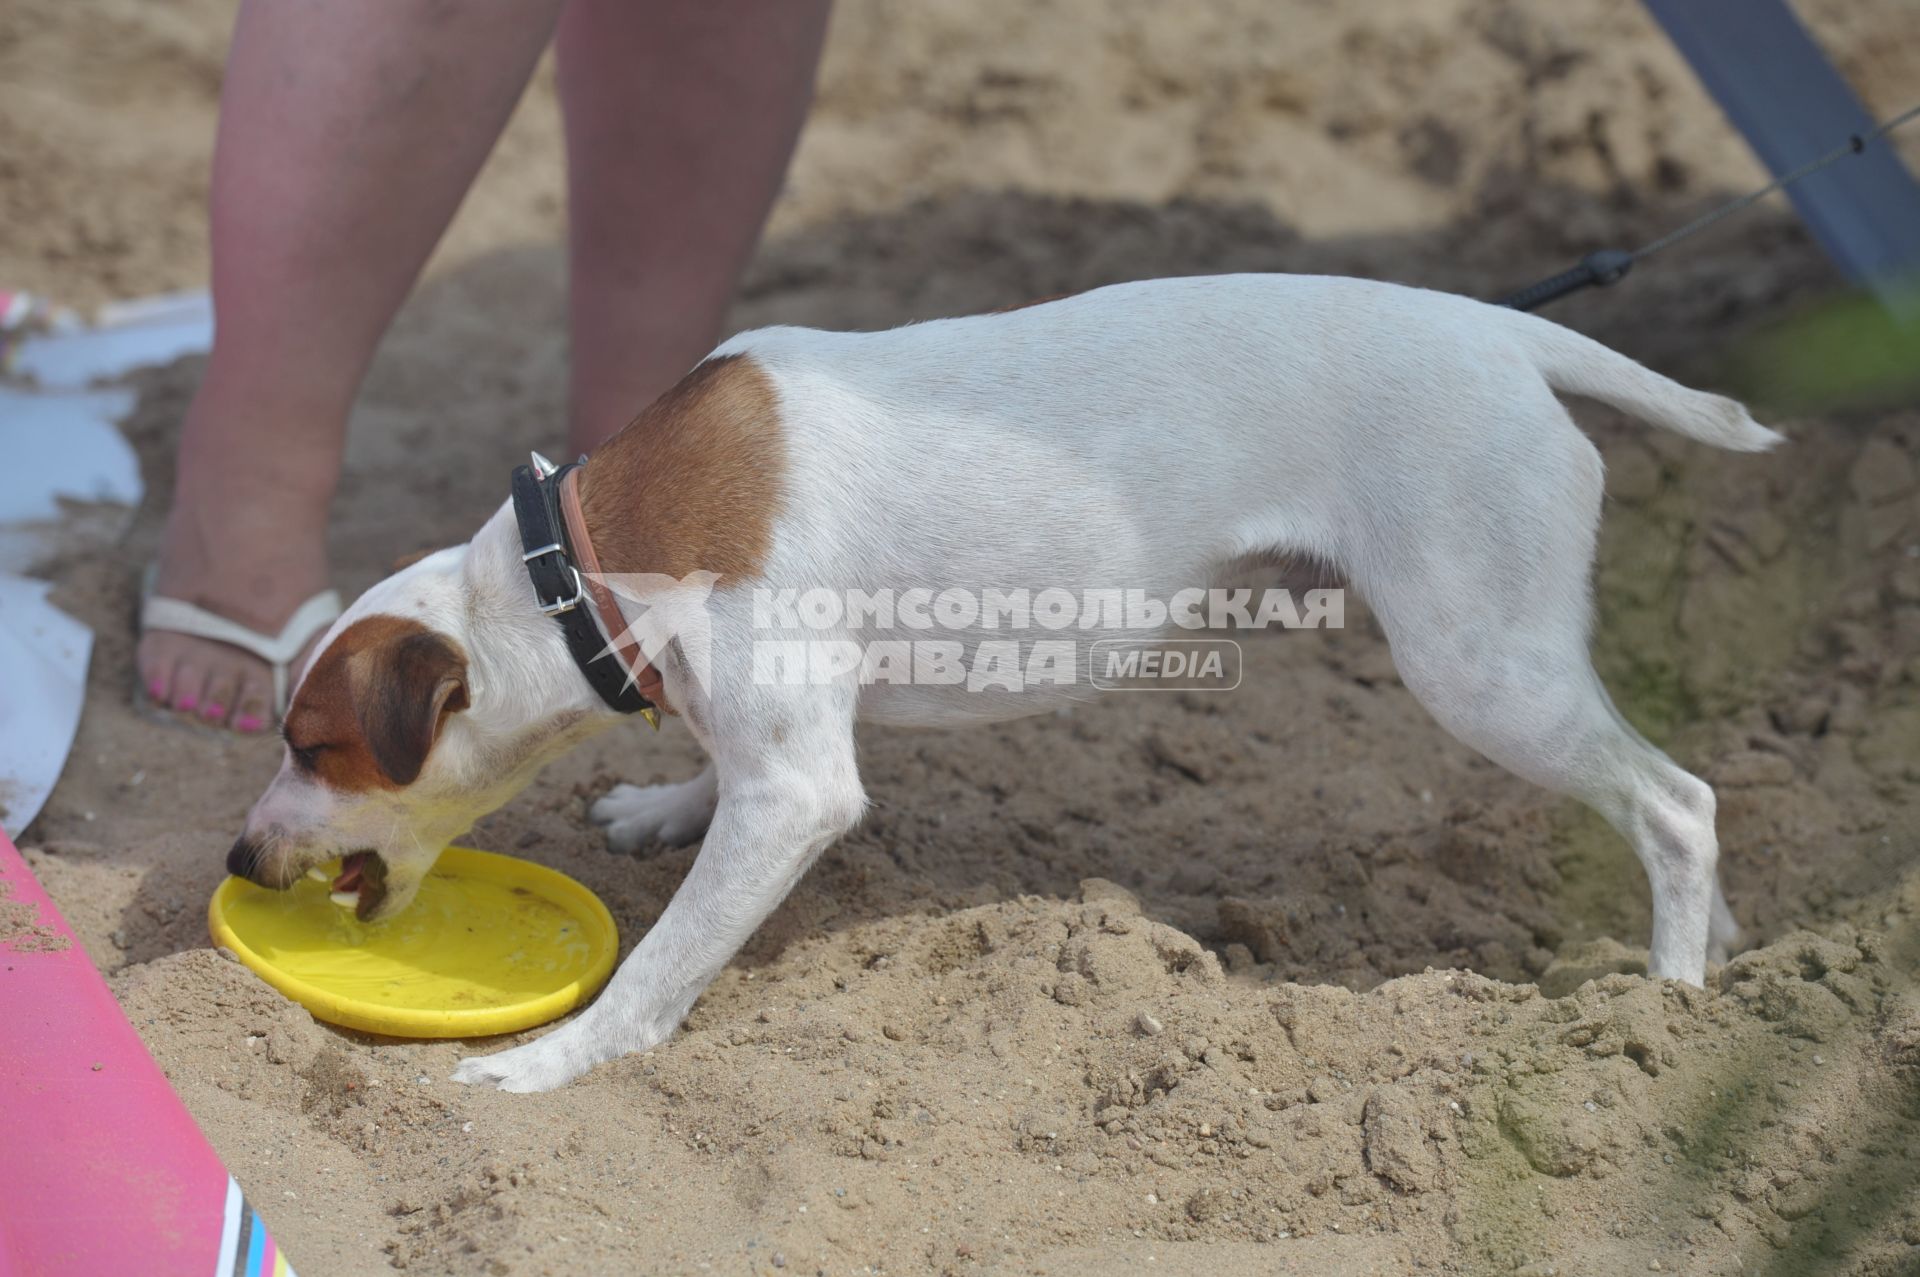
[226,834,263,881]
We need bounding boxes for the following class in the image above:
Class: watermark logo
[590,570,719,696]
[748,586,1341,635]
[581,577,1339,695]
[1089,638,1243,692]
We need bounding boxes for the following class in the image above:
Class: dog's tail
[1503,310,1784,452]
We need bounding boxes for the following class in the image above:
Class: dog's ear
[357,631,470,785]
[391,546,443,573]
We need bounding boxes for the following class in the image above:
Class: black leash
[510,454,656,717]
[1496,100,1920,311]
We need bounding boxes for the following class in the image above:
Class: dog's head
[226,542,603,921]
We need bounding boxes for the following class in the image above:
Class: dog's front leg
[452,695,865,1092]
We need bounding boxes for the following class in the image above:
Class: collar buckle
[521,543,586,615]
[535,564,587,617]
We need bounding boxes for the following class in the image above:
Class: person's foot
[139,478,333,734]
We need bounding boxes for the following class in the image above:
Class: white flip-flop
[140,566,342,720]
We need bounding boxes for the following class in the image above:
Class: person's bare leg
[557,0,831,455]
[142,0,566,731]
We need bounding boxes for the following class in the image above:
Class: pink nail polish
[236,714,264,733]
[177,695,198,712]
[203,703,226,719]
[147,679,166,700]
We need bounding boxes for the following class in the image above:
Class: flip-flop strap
[140,589,343,715]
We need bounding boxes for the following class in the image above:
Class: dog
[226,274,1779,1091]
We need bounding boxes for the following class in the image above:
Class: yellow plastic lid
[207,845,617,1039]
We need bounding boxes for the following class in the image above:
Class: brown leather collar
[558,466,671,719]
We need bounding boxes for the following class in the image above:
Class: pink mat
[0,830,295,1275]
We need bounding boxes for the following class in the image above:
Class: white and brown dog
[226,274,1779,1091]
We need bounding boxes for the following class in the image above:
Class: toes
[168,659,209,715]
[590,782,714,851]
[589,783,648,826]
[451,1042,586,1093]
[604,818,652,857]
[234,671,274,735]
[201,670,240,725]
[450,1056,505,1087]
[137,633,176,706]
[137,632,279,734]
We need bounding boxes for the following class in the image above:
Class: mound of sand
[6,0,1919,1272]
[106,875,1920,1274]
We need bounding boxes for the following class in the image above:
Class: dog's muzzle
[227,833,266,881]
[226,831,302,889]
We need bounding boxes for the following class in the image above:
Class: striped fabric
[214,1177,297,1277]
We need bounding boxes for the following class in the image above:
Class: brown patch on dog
[579,354,786,581]
[283,615,470,792]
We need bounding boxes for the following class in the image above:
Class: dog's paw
[452,1037,593,1093]
[589,780,714,854]
[1708,891,1741,965]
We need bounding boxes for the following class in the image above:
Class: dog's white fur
[237,275,1776,1091]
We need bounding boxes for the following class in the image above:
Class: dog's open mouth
[323,850,389,921]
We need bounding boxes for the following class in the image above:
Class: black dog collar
[510,454,657,720]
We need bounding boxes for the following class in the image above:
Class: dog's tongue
[333,852,369,893]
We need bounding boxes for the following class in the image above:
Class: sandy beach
[4,1,1919,1271]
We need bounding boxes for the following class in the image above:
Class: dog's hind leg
[590,765,720,852]
[1378,600,1721,984]
[1709,877,1740,965]
[1351,418,1721,985]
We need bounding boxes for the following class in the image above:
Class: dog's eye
[287,743,325,772]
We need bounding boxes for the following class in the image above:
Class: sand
[5,0,1920,1272]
